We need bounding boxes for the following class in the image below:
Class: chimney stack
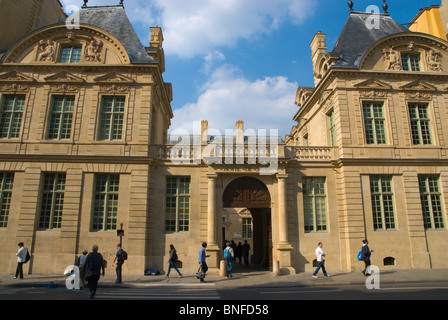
[201,120,208,143]
[236,120,244,144]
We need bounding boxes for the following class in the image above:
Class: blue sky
[61,0,441,137]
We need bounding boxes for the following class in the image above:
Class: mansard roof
[331,12,409,68]
[78,6,151,64]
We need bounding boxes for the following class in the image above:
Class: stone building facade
[0,3,447,276]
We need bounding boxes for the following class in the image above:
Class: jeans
[15,262,24,279]
[167,260,181,276]
[226,259,233,277]
[115,260,123,283]
[313,261,327,277]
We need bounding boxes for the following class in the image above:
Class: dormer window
[59,46,82,63]
[401,53,420,71]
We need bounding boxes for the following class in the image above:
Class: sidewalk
[1,267,447,290]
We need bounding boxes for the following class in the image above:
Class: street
[0,281,447,300]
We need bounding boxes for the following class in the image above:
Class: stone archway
[222,177,272,269]
[222,176,271,208]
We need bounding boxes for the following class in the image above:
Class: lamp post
[117,223,124,247]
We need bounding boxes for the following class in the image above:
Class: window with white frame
[242,217,253,238]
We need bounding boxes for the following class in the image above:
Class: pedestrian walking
[78,250,88,288]
[84,245,105,299]
[312,242,329,278]
[166,244,182,278]
[224,242,235,278]
[112,243,125,284]
[242,240,250,266]
[198,242,209,282]
[236,242,243,265]
[14,242,28,280]
[361,239,374,276]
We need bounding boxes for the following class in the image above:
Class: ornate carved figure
[427,49,443,71]
[84,38,103,62]
[382,46,402,70]
[37,39,56,62]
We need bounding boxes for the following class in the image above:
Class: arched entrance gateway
[222,177,272,270]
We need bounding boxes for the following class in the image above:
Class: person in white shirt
[312,242,329,278]
[14,242,28,279]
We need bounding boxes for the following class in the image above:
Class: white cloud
[152,0,315,58]
[61,0,315,58]
[170,65,298,137]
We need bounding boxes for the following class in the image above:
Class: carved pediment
[0,71,36,82]
[354,79,392,90]
[400,80,436,91]
[94,72,135,84]
[44,71,85,83]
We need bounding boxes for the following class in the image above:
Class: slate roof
[331,12,409,68]
[78,6,152,64]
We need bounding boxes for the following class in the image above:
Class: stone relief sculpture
[37,39,56,62]
[427,49,443,71]
[382,46,402,70]
[84,38,104,62]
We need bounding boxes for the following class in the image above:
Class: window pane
[93,174,119,231]
[39,173,65,230]
[370,176,395,230]
[419,176,444,230]
[0,172,14,228]
[99,97,125,140]
[0,95,25,139]
[165,177,191,232]
[303,177,327,233]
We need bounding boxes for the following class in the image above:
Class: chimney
[201,120,208,143]
[150,26,164,48]
[236,120,244,144]
[310,31,327,86]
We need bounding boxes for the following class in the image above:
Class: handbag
[195,266,205,279]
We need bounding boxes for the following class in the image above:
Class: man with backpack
[112,243,127,284]
[14,242,29,280]
[224,242,235,278]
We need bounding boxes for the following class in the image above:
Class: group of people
[312,239,374,278]
[166,240,251,283]
[76,243,126,298]
[13,241,126,299]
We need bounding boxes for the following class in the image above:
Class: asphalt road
[0,281,447,301]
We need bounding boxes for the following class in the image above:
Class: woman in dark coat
[84,245,105,298]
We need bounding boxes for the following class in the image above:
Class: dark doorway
[250,208,272,270]
[222,177,272,270]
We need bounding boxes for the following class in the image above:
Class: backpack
[357,250,363,261]
[122,250,128,261]
[24,248,31,264]
[224,248,232,260]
